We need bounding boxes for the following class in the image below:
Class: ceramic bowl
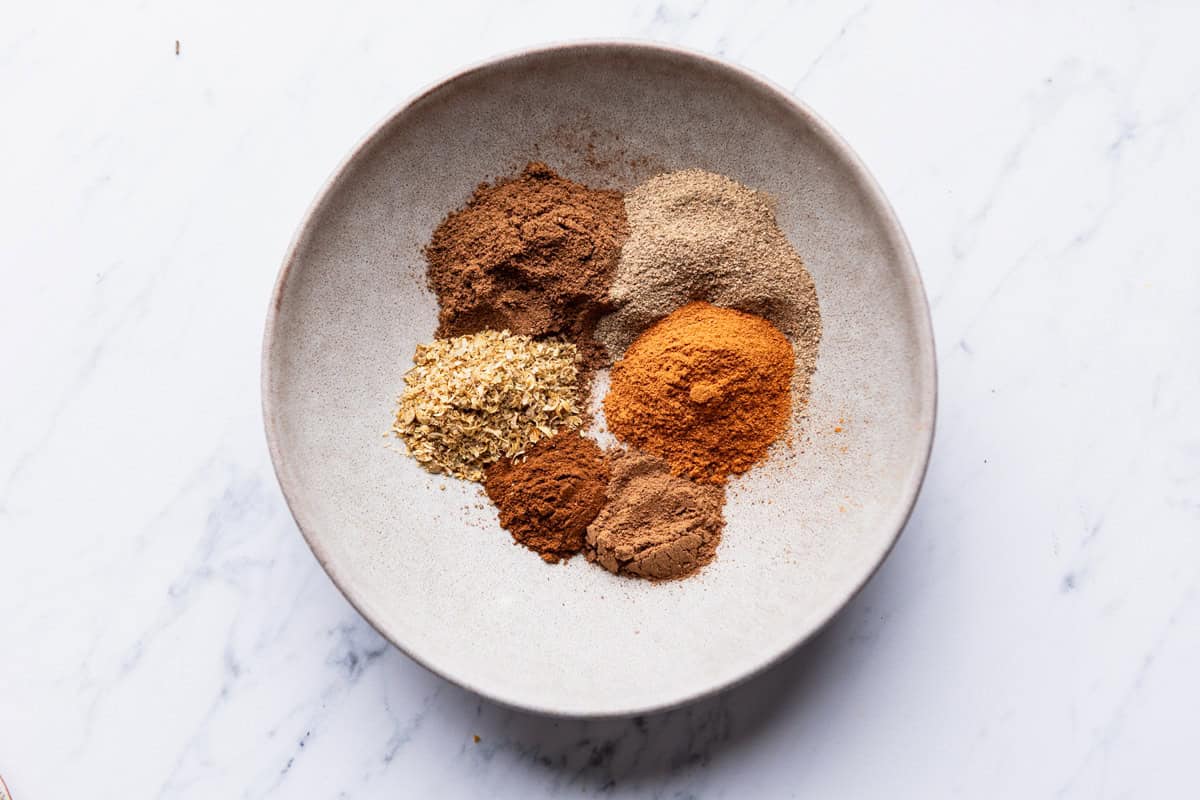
[262,42,935,717]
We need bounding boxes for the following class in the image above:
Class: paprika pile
[604,301,795,484]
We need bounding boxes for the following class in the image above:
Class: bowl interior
[264,44,934,716]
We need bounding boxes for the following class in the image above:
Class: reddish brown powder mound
[425,162,628,371]
[483,432,611,563]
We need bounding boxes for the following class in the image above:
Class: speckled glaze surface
[262,43,935,717]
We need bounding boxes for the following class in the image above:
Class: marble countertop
[3,2,1198,797]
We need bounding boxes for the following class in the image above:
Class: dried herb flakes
[392,330,582,481]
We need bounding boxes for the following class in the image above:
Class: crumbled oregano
[392,330,582,481]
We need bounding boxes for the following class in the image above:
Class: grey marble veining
[2,1,1199,797]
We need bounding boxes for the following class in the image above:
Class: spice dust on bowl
[263,43,936,716]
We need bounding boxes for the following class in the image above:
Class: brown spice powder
[586,449,725,581]
[425,162,628,372]
[484,432,610,563]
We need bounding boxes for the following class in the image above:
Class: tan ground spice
[586,449,725,580]
[425,162,628,372]
[604,302,794,484]
[484,432,610,563]
[392,331,581,482]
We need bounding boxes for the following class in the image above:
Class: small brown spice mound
[484,432,610,563]
[425,162,628,371]
[586,449,725,581]
[604,301,794,484]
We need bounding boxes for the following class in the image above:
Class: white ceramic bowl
[263,43,936,717]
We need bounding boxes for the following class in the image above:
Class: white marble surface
[2,1,1198,797]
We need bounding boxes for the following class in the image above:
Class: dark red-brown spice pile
[483,432,610,563]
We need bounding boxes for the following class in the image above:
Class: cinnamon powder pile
[425,162,628,371]
[483,432,610,563]
[586,450,725,581]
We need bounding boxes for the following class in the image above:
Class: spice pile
[391,162,821,580]
[426,162,627,375]
[391,330,581,482]
[586,450,725,579]
[484,432,609,563]
[605,301,795,483]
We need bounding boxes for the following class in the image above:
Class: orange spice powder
[604,301,794,483]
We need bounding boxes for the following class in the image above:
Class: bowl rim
[261,39,938,718]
